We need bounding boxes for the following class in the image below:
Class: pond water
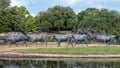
[0,59,120,68]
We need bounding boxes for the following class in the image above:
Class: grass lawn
[13,46,120,55]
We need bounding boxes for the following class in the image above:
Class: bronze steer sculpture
[27,33,48,46]
[72,34,88,46]
[51,34,74,47]
[3,34,28,47]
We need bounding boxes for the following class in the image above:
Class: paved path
[0,44,103,52]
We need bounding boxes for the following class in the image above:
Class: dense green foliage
[14,46,120,55]
[0,6,36,34]
[35,5,77,31]
[0,0,10,10]
[77,8,120,35]
[0,0,36,34]
[0,0,119,35]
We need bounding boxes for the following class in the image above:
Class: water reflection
[0,59,120,68]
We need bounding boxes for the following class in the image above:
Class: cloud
[10,0,37,16]
[54,0,105,9]
[10,0,120,16]
[11,0,28,7]
[64,0,80,6]
[54,0,80,6]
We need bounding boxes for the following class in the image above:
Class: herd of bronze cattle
[0,30,119,47]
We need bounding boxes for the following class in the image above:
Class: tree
[0,0,11,32]
[25,15,36,33]
[77,8,120,35]
[35,5,77,32]
[77,8,100,30]
[0,0,10,10]
[0,6,36,34]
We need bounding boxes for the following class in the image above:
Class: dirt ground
[0,43,119,52]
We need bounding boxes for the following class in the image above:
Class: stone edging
[0,52,120,59]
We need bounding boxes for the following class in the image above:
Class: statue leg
[58,40,61,47]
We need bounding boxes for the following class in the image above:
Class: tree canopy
[77,8,120,35]
[35,5,77,31]
[0,6,36,34]
[0,0,10,10]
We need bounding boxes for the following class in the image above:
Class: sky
[10,0,120,16]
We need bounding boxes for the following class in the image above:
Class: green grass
[13,46,120,55]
